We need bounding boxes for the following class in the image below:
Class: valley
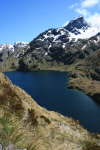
[1,0,100,149]
[0,17,100,102]
[0,16,100,149]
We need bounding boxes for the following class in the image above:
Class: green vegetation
[68,50,100,102]
[0,115,24,148]
[81,141,100,150]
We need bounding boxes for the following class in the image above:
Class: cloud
[87,13,100,27]
[63,21,69,26]
[81,0,100,8]
[69,3,78,9]
[75,8,90,17]
[70,0,100,27]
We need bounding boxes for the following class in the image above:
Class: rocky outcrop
[0,73,100,150]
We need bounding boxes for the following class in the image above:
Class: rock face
[0,73,100,150]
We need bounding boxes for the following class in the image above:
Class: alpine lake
[5,71,100,133]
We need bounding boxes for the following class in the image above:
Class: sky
[0,0,100,43]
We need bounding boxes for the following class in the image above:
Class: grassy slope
[68,50,100,102]
[0,73,100,149]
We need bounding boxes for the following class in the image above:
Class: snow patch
[14,42,29,48]
[44,52,48,56]
[82,45,87,50]
[0,44,14,52]
[62,43,66,48]
[68,26,100,41]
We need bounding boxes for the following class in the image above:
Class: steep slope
[69,49,100,102]
[19,33,100,71]
[30,17,99,50]
[19,17,100,70]
[0,73,100,150]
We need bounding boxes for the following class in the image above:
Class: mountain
[19,17,99,70]
[30,16,100,51]
[0,17,99,71]
[65,16,89,33]
[0,17,100,101]
[0,16,100,149]
[0,42,29,59]
[0,17,100,66]
[0,17,100,61]
[64,16,100,40]
[0,42,30,71]
[0,17,100,71]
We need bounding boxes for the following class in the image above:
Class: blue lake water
[5,71,100,133]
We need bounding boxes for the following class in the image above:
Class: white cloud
[86,13,100,27]
[63,21,69,26]
[81,0,100,8]
[75,8,90,17]
[69,3,78,9]
[69,0,100,27]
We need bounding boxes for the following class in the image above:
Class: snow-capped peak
[68,25,100,41]
[14,41,29,48]
[0,44,14,52]
[0,42,29,53]
[34,16,100,46]
[64,16,100,41]
[64,16,89,34]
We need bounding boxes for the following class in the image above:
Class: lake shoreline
[3,64,100,103]
[1,72,100,149]
[5,71,100,133]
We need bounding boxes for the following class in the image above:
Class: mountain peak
[64,16,89,34]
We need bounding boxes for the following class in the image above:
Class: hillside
[0,73,100,149]
[69,50,100,102]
